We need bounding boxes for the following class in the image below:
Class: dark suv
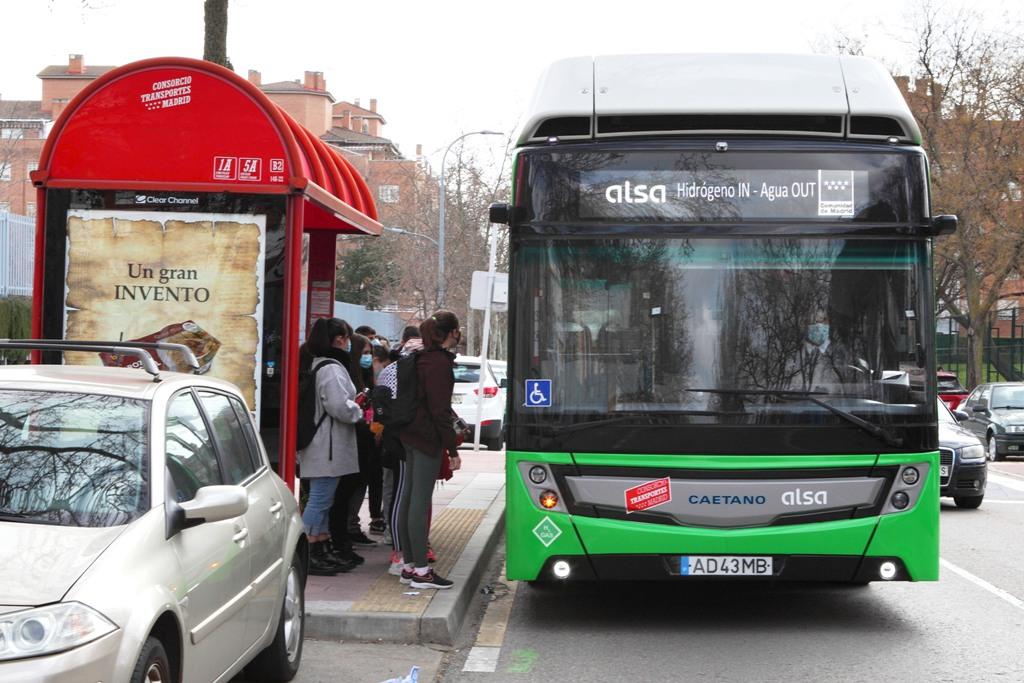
[938,399,987,508]
[959,381,1024,461]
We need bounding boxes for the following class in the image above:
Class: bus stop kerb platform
[304,449,506,646]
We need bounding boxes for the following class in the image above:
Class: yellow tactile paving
[350,507,486,613]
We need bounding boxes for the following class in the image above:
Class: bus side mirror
[489,202,511,225]
[928,215,957,236]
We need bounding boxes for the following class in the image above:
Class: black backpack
[378,351,421,428]
[296,359,342,450]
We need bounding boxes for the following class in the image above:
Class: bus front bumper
[532,554,910,583]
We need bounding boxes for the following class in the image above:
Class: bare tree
[903,5,1024,387]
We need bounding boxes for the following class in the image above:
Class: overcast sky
[1,0,1018,171]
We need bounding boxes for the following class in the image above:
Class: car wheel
[954,495,984,509]
[485,436,503,451]
[988,435,1003,462]
[244,552,305,682]
[130,637,171,683]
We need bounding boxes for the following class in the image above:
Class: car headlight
[959,444,986,463]
[0,602,117,662]
[1004,425,1024,433]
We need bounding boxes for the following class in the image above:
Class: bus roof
[517,54,920,147]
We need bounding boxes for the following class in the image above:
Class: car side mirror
[972,400,988,413]
[953,409,970,422]
[181,485,248,524]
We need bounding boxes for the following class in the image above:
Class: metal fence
[0,212,35,297]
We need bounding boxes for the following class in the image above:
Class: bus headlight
[890,491,910,510]
[901,467,920,485]
[553,560,571,579]
[959,444,985,463]
[879,561,897,580]
[529,466,548,484]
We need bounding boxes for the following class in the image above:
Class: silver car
[0,344,306,682]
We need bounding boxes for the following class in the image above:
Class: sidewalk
[305,448,505,646]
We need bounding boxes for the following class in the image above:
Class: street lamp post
[437,130,503,307]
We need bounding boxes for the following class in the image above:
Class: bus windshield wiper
[686,388,903,447]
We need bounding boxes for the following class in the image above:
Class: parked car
[452,355,504,450]
[938,371,969,409]
[958,381,1024,462]
[937,399,987,508]
[0,341,306,683]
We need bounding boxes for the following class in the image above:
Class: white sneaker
[388,561,404,577]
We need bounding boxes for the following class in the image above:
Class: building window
[26,202,36,217]
[379,185,400,203]
[1,128,23,140]
[0,162,11,182]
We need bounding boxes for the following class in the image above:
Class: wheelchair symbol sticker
[525,380,552,408]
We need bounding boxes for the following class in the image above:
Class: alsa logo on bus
[605,180,667,204]
[781,489,828,506]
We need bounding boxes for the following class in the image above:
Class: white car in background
[0,340,306,683]
[452,356,505,450]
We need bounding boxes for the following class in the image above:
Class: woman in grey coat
[298,317,364,575]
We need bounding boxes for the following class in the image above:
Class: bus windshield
[514,238,930,429]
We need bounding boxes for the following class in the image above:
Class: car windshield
[938,375,965,392]
[0,390,149,527]
[454,363,483,384]
[937,400,956,424]
[990,385,1024,409]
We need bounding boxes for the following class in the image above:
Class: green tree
[335,240,398,309]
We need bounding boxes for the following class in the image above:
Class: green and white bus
[490,54,955,584]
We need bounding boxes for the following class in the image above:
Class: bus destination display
[579,169,872,221]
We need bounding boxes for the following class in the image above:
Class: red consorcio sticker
[625,477,672,514]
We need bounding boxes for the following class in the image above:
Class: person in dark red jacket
[396,310,462,589]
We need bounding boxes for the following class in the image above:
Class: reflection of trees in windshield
[716,240,921,407]
[0,391,148,527]
[539,239,694,409]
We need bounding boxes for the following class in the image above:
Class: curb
[305,486,506,645]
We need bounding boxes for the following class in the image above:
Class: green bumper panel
[505,450,939,582]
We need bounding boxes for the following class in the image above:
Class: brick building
[0,55,114,215]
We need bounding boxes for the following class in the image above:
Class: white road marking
[987,473,1024,492]
[463,646,502,673]
[977,499,1024,504]
[940,558,1024,611]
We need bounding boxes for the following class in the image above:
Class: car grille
[939,448,954,486]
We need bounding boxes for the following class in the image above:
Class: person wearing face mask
[396,310,463,590]
[330,332,385,549]
[296,317,363,575]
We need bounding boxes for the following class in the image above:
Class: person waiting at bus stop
[396,311,463,589]
[297,317,364,576]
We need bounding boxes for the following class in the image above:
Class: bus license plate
[679,556,773,576]
[940,465,950,477]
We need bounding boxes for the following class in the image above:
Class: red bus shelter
[30,57,381,489]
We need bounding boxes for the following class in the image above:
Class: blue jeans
[302,476,340,536]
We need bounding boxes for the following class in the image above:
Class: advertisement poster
[63,210,266,415]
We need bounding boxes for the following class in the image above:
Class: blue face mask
[360,354,373,369]
[342,339,351,353]
[807,323,829,348]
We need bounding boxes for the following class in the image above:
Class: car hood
[0,522,126,606]
[939,421,983,450]
[992,408,1024,425]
